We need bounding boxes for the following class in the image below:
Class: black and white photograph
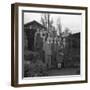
[23,11,81,77]
[11,3,87,87]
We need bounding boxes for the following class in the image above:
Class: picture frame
[11,3,88,87]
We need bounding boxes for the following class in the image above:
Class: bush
[28,60,47,77]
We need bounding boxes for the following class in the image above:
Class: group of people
[34,31,64,70]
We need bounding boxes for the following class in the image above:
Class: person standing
[43,34,52,69]
[34,33,43,60]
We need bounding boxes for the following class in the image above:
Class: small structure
[24,20,47,51]
[63,32,80,68]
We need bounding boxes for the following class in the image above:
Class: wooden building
[24,20,47,51]
[63,33,80,68]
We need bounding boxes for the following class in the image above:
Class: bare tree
[41,13,48,28]
[41,13,53,32]
[57,18,62,36]
[64,27,72,37]
[56,18,63,46]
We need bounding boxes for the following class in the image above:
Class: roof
[71,32,80,38]
[67,32,80,39]
[24,20,46,29]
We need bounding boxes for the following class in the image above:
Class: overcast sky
[24,12,82,33]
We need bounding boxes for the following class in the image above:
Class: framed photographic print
[11,3,88,87]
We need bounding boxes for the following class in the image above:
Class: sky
[24,12,82,33]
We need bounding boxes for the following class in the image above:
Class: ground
[45,67,80,76]
[24,50,80,77]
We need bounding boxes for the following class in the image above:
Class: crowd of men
[34,31,64,70]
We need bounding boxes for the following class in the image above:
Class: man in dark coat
[34,33,43,60]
